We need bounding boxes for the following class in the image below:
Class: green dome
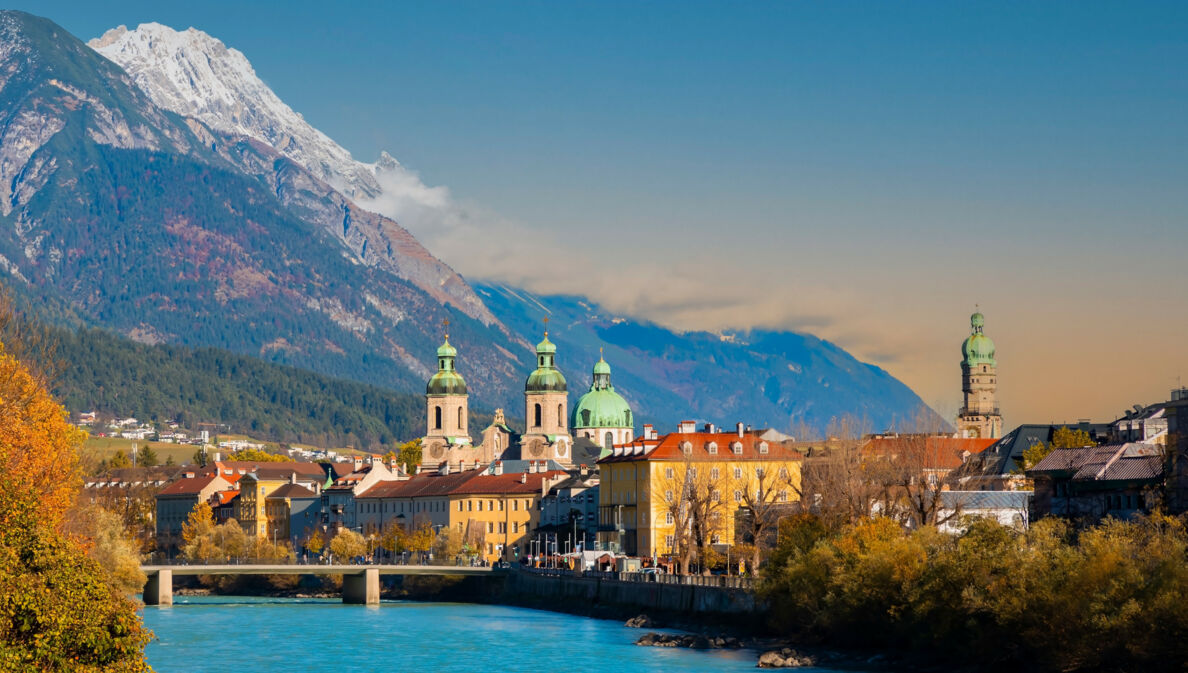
[961,312,996,367]
[573,357,632,429]
[427,337,467,395]
[525,333,566,393]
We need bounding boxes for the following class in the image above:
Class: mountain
[0,11,942,435]
[474,284,940,433]
[0,10,523,399]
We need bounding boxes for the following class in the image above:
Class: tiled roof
[357,469,566,499]
[267,483,317,499]
[214,489,240,505]
[862,436,995,471]
[451,470,567,495]
[1029,443,1164,483]
[940,490,1032,510]
[157,475,220,496]
[598,431,803,463]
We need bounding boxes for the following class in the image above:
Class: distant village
[79,313,1188,572]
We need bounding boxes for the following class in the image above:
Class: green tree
[432,527,463,561]
[108,450,131,469]
[1020,426,1096,470]
[134,445,158,467]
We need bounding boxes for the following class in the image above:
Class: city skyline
[18,0,1188,426]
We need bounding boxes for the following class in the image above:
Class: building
[1166,389,1188,513]
[419,330,627,473]
[861,435,996,485]
[265,482,319,550]
[936,491,1032,534]
[952,422,1111,490]
[1111,401,1171,445]
[155,474,234,553]
[597,422,803,558]
[322,460,402,533]
[538,467,600,551]
[957,311,1004,439]
[571,354,634,455]
[1027,443,1164,522]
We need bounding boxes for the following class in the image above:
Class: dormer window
[680,441,692,456]
[731,442,743,455]
[707,442,718,455]
[759,442,769,455]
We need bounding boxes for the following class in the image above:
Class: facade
[597,423,803,558]
[538,469,600,550]
[937,491,1032,534]
[354,462,568,562]
[155,474,233,552]
[1027,443,1164,522]
[571,355,634,454]
[421,334,484,471]
[957,311,1004,439]
[265,482,319,549]
[952,422,1111,490]
[1167,389,1188,513]
[1112,402,1170,445]
[322,461,401,533]
[861,435,996,486]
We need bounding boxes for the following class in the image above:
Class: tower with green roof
[421,326,474,471]
[572,352,635,456]
[957,310,1003,439]
[519,324,574,466]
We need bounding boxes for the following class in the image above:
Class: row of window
[663,466,789,480]
[679,441,768,456]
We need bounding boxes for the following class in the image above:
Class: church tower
[957,311,1003,439]
[572,353,634,456]
[421,328,473,471]
[519,328,574,466]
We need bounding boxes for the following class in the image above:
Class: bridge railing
[517,565,754,590]
[145,554,495,569]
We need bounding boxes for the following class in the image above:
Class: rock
[625,614,653,628]
[635,633,657,646]
[757,649,814,668]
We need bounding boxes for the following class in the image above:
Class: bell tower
[421,321,472,471]
[519,320,574,466]
[957,310,1003,439]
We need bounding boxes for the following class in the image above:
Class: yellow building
[597,424,802,559]
[356,463,567,563]
[236,472,291,538]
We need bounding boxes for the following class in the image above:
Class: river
[142,597,842,672]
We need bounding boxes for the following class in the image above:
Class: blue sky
[15,1,1188,423]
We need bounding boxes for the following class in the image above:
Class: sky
[15,1,1188,426]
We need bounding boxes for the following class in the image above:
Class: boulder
[625,614,654,628]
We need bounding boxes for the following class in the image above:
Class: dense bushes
[761,513,1188,671]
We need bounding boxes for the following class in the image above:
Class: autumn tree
[229,447,292,462]
[734,459,800,572]
[62,504,146,595]
[181,502,219,562]
[404,521,435,560]
[0,329,151,671]
[108,449,132,469]
[329,528,367,561]
[1020,426,1096,471]
[432,526,464,562]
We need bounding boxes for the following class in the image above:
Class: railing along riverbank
[519,565,754,590]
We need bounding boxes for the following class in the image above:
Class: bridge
[141,564,503,606]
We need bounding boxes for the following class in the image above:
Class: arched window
[534,403,542,428]
[581,409,591,426]
[434,406,442,430]
[558,403,564,428]
[604,431,613,449]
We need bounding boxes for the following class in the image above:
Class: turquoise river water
[142,596,846,672]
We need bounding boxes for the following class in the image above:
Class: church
[957,310,1003,439]
[419,328,635,473]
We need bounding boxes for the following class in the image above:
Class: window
[707,442,718,455]
[711,467,720,480]
[733,490,742,503]
[732,442,743,455]
[665,512,674,525]
[487,522,494,533]
[734,467,742,479]
[758,442,769,455]
[581,409,591,426]
[513,522,519,533]
[458,406,464,429]
[711,534,720,544]
[534,403,542,427]
[665,535,674,548]
[777,490,788,502]
[665,490,674,502]
[558,403,564,428]
[434,406,442,430]
[513,500,519,511]
[665,467,674,479]
[711,490,720,503]
[681,441,693,456]
[688,467,697,478]
[779,467,789,479]
[458,501,463,511]
[478,500,484,511]
[604,431,614,449]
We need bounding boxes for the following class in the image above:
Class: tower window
[458,406,464,430]
[434,406,442,430]
[534,403,542,428]
[558,403,564,428]
[604,431,613,449]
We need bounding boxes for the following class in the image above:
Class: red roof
[357,469,567,499]
[598,431,804,463]
[862,436,995,470]
[158,475,220,497]
[213,489,240,505]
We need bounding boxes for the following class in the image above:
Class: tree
[108,449,131,469]
[134,445,158,467]
[1020,426,1095,471]
[63,504,146,595]
[180,502,219,562]
[379,521,407,556]
[404,521,435,557]
[735,459,800,572]
[0,331,150,670]
[393,439,422,472]
[192,447,208,467]
[329,529,367,561]
[229,448,292,462]
[432,527,464,561]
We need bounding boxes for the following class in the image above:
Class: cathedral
[419,329,635,472]
[957,310,1003,439]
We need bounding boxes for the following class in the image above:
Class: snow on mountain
[89,23,445,216]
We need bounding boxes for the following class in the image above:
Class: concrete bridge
[141,565,502,606]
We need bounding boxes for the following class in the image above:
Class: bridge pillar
[143,569,172,606]
[342,568,379,606]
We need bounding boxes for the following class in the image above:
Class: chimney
[494,460,503,476]
[353,456,363,471]
[289,473,297,485]
[520,472,527,484]
[643,424,653,440]
[737,422,745,437]
[579,464,588,477]
[704,423,713,433]
[678,420,695,434]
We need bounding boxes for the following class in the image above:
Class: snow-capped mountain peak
[89,22,383,200]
